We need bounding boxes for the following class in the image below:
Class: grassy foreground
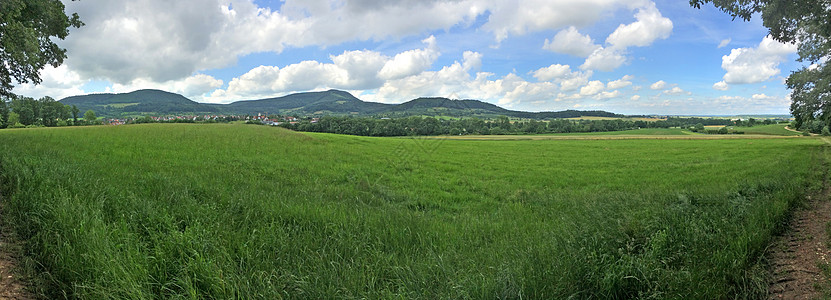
[0,124,825,298]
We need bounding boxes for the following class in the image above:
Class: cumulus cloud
[605,2,673,49]
[30,0,681,111]
[330,50,388,90]
[482,0,648,43]
[577,2,671,72]
[712,93,790,112]
[607,75,634,89]
[712,81,729,91]
[57,0,660,86]
[597,90,621,99]
[11,65,88,100]
[663,86,689,95]
[543,27,600,57]
[109,74,224,102]
[559,71,592,92]
[532,64,572,81]
[630,95,641,101]
[720,35,797,84]
[581,47,627,71]
[205,38,442,101]
[580,80,605,96]
[650,80,667,90]
[379,36,440,80]
[462,51,483,71]
[752,93,773,100]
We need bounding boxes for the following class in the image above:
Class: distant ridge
[61,89,219,116]
[59,89,624,119]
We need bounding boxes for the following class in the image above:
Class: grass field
[438,127,812,140]
[551,127,692,135]
[0,123,825,298]
[734,124,803,136]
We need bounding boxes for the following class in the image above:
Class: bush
[822,126,830,136]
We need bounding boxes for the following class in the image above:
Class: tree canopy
[83,109,96,122]
[0,0,83,97]
[690,0,830,131]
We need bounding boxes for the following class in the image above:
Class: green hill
[61,89,219,116]
[221,89,391,115]
[59,89,623,119]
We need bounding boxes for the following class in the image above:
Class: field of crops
[0,124,825,298]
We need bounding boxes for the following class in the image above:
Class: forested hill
[218,89,391,115]
[61,89,220,116]
[59,89,624,119]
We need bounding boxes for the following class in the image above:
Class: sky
[11,0,806,115]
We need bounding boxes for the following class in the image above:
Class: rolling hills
[59,89,623,119]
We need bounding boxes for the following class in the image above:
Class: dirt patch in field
[767,148,831,299]
[0,193,33,300]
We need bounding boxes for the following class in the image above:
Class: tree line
[0,95,100,128]
[275,116,779,137]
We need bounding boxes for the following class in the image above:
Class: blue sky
[13,0,803,115]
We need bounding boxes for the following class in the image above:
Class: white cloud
[532,64,572,81]
[630,95,641,101]
[207,43,570,110]
[379,36,440,80]
[35,0,677,110]
[650,80,667,90]
[712,81,729,91]
[543,26,600,57]
[605,2,673,49]
[581,47,627,71]
[12,65,88,100]
[482,0,648,43]
[559,71,592,91]
[752,93,772,100]
[579,80,605,96]
[718,38,731,48]
[720,35,797,84]
[330,50,388,90]
[607,75,634,89]
[462,51,483,71]
[58,0,659,87]
[577,1,671,72]
[663,86,688,95]
[597,90,621,99]
[712,93,790,111]
[109,74,224,102]
[206,39,440,102]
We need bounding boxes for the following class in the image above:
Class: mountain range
[59,89,623,119]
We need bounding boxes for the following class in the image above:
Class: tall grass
[0,123,824,298]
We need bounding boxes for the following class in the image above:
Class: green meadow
[733,124,803,136]
[0,124,825,298]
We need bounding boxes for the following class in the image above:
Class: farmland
[0,123,825,298]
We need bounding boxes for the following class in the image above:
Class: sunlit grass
[0,123,824,298]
